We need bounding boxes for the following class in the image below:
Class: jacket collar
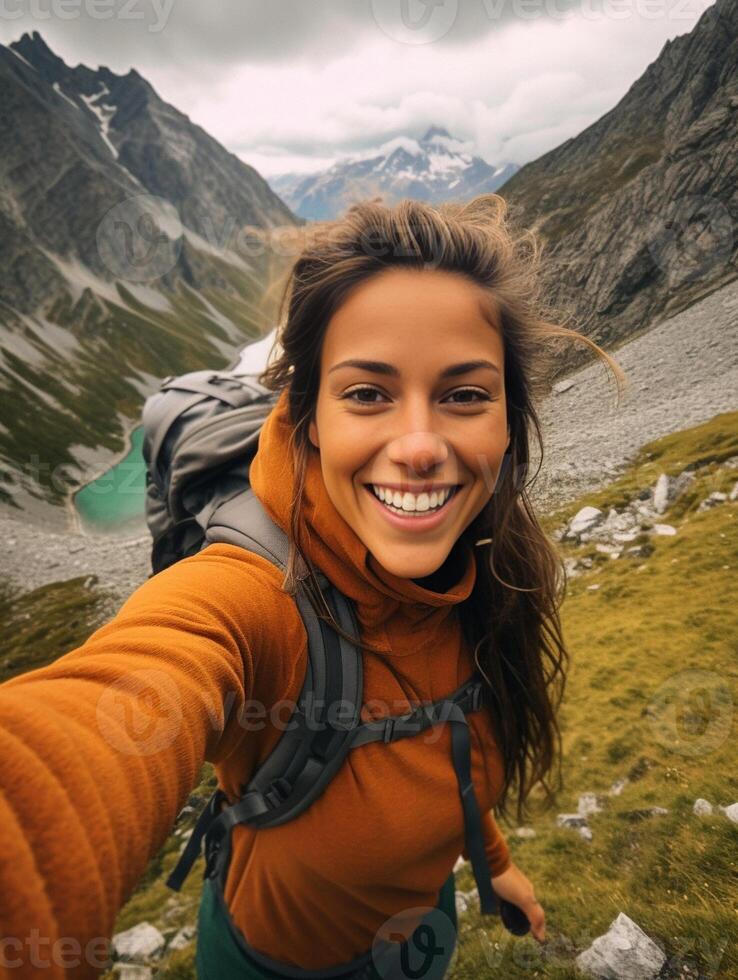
[249,388,477,641]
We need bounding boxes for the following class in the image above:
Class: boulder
[557,813,588,829]
[575,912,666,979]
[721,802,738,824]
[112,967,153,980]
[652,473,671,514]
[698,492,727,512]
[512,827,537,839]
[568,507,604,537]
[653,524,677,536]
[112,923,166,963]
[167,924,196,952]
[692,798,713,816]
[578,793,603,816]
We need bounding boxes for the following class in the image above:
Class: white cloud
[1,0,714,176]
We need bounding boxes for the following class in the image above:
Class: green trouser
[196,872,458,980]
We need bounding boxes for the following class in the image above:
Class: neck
[411,542,464,593]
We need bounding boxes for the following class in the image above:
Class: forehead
[321,268,502,367]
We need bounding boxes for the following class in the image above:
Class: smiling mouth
[363,483,463,517]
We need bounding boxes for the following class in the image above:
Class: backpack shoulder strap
[166,492,364,892]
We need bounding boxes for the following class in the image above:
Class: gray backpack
[140,356,529,938]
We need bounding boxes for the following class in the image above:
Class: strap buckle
[264,777,291,809]
[469,683,483,712]
[382,717,396,743]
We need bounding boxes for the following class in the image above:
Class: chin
[369,546,446,581]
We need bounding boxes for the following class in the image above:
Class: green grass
[451,415,737,978]
[4,413,736,977]
[0,243,292,509]
[0,575,115,680]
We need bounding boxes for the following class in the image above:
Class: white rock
[575,912,666,979]
[729,481,738,501]
[167,924,196,951]
[568,506,603,537]
[554,378,575,394]
[698,492,728,512]
[723,802,738,824]
[113,967,153,980]
[652,473,671,514]
[557,813,588,828]
[653,524,677,536]
[112,923,166,962]
[693,798,713,816]
[613,530,639,543]
[609,778,628,796]
[512,827,537,839]
[578,793,603,816]
[579,825,593,841]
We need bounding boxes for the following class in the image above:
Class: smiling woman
[0,192,624,980]
[259,192,622,926]
[307,267,510,584]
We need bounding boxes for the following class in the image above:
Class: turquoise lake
[74,425,148,535]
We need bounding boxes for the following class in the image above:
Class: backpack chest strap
[348,677,498,917]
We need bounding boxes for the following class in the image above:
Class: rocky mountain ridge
[0,31,301,519]
[501,0,738,355]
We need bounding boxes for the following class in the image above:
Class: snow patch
[40,249,120,306]
[8,47,36,71]
[52,82,79,111]
[182,227,252,273]
[80,84,118,159]
[122,283,174,313]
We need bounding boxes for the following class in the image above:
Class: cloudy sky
[1,0,714,177]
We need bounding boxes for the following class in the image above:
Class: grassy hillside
[452,414,738,979]
[3,414,736,978]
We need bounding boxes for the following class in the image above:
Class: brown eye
[445,388,491,404]
[343,386,386,405]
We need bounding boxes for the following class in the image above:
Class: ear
[308,417,319,450]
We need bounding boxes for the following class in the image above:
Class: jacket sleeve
[462,809,512,877]
[0,543,297,980]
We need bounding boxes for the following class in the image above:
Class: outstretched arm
[0,543,289,980]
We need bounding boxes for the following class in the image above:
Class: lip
[363,484,463,532]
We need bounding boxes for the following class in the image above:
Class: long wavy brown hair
[259,193,622,826]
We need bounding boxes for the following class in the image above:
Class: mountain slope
[269,126,518,220]
[0,32,302,524]
[501,0,738,353]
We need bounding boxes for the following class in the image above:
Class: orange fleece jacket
[0,387,511,977]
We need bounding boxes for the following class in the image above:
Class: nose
[385,428,449,479]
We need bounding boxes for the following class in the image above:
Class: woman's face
[308,266,510,581]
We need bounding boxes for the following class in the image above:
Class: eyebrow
[328,359,501,379]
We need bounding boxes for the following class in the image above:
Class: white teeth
[371,485,454,514]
